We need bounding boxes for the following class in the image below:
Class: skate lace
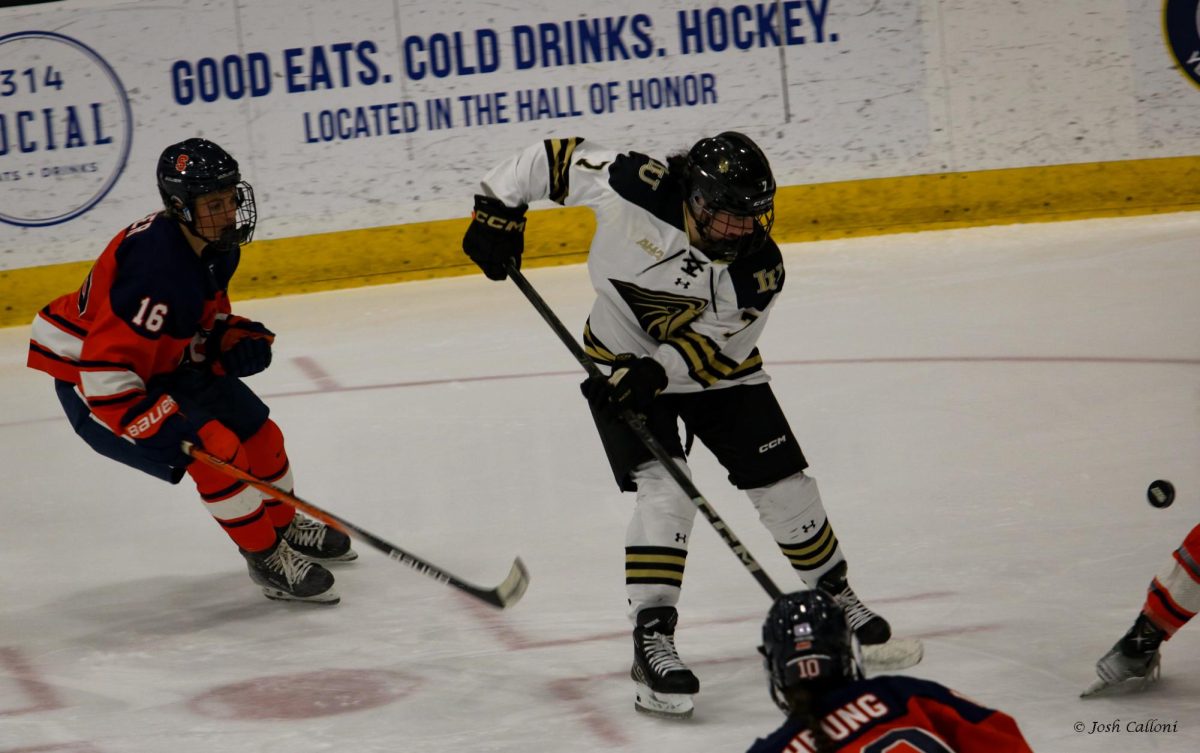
[642,632,689,676]
[266,541,315,587]
[285,515,328,549]
[834,586,877,632]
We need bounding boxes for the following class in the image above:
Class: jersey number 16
[131,297,169,333]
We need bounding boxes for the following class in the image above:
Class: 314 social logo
[0,31,132,227]
[1164,0,1200,90]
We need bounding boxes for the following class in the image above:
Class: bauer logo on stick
[1147,479,1176,509]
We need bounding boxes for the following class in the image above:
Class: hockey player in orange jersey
[749,590,1034,753]
[27,138,355,604]
[1082,523,1200,696]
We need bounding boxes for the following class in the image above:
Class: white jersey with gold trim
[480,137,785,394]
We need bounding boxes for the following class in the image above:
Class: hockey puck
[1147,480,1175,509]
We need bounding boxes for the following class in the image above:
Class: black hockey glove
[580,354,668,419]
[463,194,527,281]
[209,315,275,377]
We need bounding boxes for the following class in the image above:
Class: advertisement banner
[1,0,929,268]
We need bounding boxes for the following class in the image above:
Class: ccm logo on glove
[463,195,528,281]
[124,393,180,438]
[474,209,526,233]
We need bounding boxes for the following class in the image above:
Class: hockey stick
[505,264,924,671]
[183,443,530,609]
[504,263,783,600]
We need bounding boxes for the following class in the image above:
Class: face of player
[191,186,239,243]
[705,208,757,239]
[688,195,759,246]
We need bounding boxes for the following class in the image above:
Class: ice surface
[2,213,1197,751]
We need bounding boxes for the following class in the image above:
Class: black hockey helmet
[156,137,256,250]
[760,590,863,713]
[684,131,775,262]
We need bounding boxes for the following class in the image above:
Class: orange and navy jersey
[747,676,1034,753]
[27,212,237,434]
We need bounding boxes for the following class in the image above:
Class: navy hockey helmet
[760,590,863,713]
[685,131,775,262]
[156,138,256,250]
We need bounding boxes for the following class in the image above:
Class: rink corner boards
[3,154,1199,329]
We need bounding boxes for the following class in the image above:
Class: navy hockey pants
[55,370,269,485]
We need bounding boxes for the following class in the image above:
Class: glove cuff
[122,392,183,440]
[473,194,527,223]
[645,358,668,394]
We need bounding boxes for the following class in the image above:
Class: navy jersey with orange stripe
[747,676,1033,753]
[27,212,237,434]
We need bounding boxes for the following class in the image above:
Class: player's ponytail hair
[784,687,838,753]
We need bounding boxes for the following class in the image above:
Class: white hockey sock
[747,471,844,586]
[626,459,698,620]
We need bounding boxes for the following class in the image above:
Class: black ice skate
[819,562,891,645]
[631,607,700,719]
[241,538,339,605]
[1081,614,1164,697]
[279,512,357,562]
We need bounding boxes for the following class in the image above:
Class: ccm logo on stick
[759,435,787,453]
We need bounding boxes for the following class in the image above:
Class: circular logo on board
[1164,0,1200,90]
[0,31,133,227]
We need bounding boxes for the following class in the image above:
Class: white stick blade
[862,638,924,672]
[495,557,530,607]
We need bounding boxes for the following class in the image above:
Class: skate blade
[862,638,924,672]
[634,682,694,719]
[261,586,341,605]
[298,549,358,563]
[1081,658,1161,698]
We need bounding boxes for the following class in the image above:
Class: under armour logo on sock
[675,532,688,543]
[802,520,817,534]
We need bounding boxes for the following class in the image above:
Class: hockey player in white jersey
[462,132,893,719]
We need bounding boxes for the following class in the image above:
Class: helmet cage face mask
[687,187,774,263]
[157,138,257,252]
[685,131,776,263]
[189,181,257,249]
[759,590,863,714]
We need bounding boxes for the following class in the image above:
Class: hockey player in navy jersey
[462,132,895,718]
[28,138,354,604]
[750,590,1034,753]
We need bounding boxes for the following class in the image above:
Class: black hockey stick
[505,262,783,600]
[184,443,530,608]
